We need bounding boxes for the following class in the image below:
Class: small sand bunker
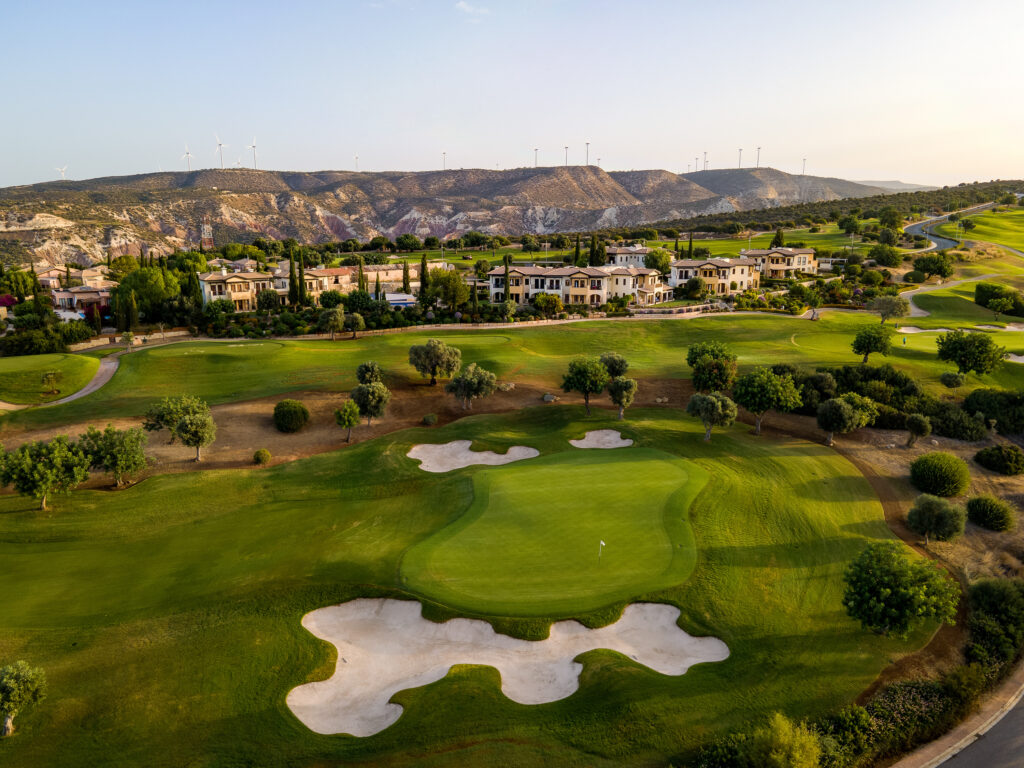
[407,440,538,472]
[287,598,729,737]
[897,326,952,334]
[569,429,634,449]
[1008,353,1024,364]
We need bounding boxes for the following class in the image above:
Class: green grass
[0,407,928,767]
[0,353,99,404]
[403,447,705,615]
[935,208,1024,252]
[3,311,1022,434]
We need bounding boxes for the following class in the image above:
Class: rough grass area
[0,407,931,768]
[0,352,99,404]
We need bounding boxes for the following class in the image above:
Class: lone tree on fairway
[409,339,462,385]
[318,306,345,340]
[937,329,1006,376]
[988,297,1014,321]
[907,494,966,544]
[733,367,802,435]
[905,413,932,447]
[608,376,638,420]
[351,381,391,425]
[40,370,62,395]
[143,395,210,444]
[843,542,959,638]
[78,424,149,487]
[356,360,384,385]
[686,341,737,392]
[686,392,737,441]
[0,437,90,510]
[445,363,498,410]
[176,411,217,462]
[561,356,610,415]
[866,295,911,325]
[334,399,361,441]
[852,324,893,363]
[599,351,629,378]
[0,661,46,737]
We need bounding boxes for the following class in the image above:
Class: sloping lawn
[0,407,930,767]
[0,353,99,404]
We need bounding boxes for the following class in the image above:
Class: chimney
[221,268,227,276]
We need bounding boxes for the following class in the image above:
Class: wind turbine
[247,138,257,170]
[182,145,193,172]
[55,166,67,180]
[215,135,227,169]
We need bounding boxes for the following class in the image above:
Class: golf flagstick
[599,539,605,563]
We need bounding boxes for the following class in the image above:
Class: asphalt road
[944,700,1024,767]
[903,203,996,251]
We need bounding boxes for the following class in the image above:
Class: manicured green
[0,408,928,767]
[403,448,704,614]
[0,353,98,404]
[935,208,1024,252]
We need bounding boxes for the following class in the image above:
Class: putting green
[402,448,706,615]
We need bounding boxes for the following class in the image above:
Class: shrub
[904,270,926,283]
[907,494,965,542]
[975,444,1024,475]
[253,448,271,466]
[940,371,966,389]
[273,399,310,433]
[966,579,1024,671]
[905,413,931,446]
[964,388,1024,435]
[422,413,437,426]
[966,495,1016,532]
[910,452,970,496]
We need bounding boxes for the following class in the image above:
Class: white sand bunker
[287,598,729,737]
[569,429,634,449]
[897,326,952,334]
[407,440,539,472]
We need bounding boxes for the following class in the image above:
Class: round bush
[975,444,1024,476]
[273,399,310,433]
[910,452,971,497]
[422,413,437,426]
[966,495,1016,532]
[253,448,272,466]
[904,270,926,283]
[940,371,966,389]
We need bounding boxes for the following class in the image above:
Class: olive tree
[351,381,391,425]
[356,360,384,385]
[686,392,737,441]
[0,437,90,510]
[843,542,959,638]
[318,306,345,340]
[817,398,858,446]
[852,324,893,363]
[732,367,802,435]
[0,661,46,737]
[445,363,498,410]
[599,352,629,378]
[176,411,217,462]
[907,494,966,544]
[143,395,210,444]
[409,339,462,385]
[686,341,737,392]
[905,413,932,447]
[334,399,361,441]
[345,312,365,339]
[561,356,610,416]
[78,424,149,487]
[866,295,910,325]
[937,329,1007,376]
[608,376,638,420]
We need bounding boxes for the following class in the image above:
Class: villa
[669,258,760,296]
[740,247,818,278]
[487,264,672,306]
[605,244,650,269]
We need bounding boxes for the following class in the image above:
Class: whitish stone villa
[487,264,672,306]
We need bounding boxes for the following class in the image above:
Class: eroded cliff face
[0,166,887,266]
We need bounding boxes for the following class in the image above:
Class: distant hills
[853,180,937,192]
[0,166,899,265]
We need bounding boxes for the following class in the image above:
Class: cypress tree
[402,260,411,293]
[574,234,581,263]
[419,253,429,295]
[471,283,479,314]
[64,263,71,288]
[287,255,299,305]
[503,260,510,301]
[357,257,366,292]
[127,289,139,329]
[589,234,597,265]
[674,236,680,253]
[771,228,785,248]
[298,258,307,304]
[687,231,694,257]
[374,273,381,300]
[92,305,103,334]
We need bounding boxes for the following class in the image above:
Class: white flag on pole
[600,540,606,546]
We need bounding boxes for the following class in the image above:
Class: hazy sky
[2,0,1022,188]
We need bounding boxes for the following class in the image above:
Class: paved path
[0,351,123,412]
[899,273,999,317]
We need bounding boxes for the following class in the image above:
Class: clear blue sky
[2,0,1021,187]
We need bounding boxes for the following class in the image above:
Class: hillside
[0,167,890,266]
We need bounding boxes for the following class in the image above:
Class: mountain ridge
[0,167,891,266]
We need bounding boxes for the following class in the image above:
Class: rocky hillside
[0,167,889,266]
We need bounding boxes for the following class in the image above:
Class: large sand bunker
[569,429,634,449]
[407,440,539,472]
[287,598,729,737]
